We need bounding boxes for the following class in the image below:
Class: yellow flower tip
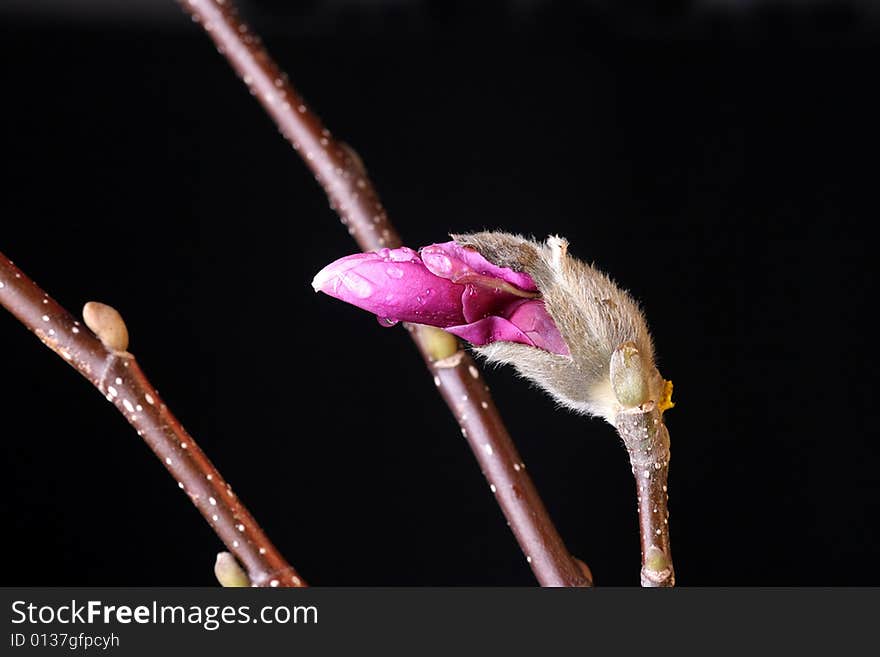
[658,379,675,414]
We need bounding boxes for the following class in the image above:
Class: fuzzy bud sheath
[314,232,675,586]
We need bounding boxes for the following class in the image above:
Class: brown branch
[0,253,303,588]
[610,343,675,587]
[616,403,674,587]
[177,0,590,586]
[412,327,592,586]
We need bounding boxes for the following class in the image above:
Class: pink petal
[421,242,538,292]
[422,242,541,324]
[506,300,570,355]
[447,299,569,356]
[312,247,465,326]
[446,317,536,349]
[457,282,525,324]
[314,243,570,357]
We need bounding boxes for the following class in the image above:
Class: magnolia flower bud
[453,232,665,423]
[314,232,671,424]
[312,242,568,355]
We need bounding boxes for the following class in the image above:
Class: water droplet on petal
[377,317,399,327]
[386,266,405,279]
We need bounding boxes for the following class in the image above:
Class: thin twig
[617,403,674,587]
[610,344,674,586]
[0,252,303,588]
[177,0,590,586]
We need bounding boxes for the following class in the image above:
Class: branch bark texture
[616,403,674,587]
[0,253,303,588]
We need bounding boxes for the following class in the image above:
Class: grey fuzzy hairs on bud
[452,232,666,425]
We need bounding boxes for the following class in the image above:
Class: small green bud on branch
[83,301,129,352]
[215,552,251,587]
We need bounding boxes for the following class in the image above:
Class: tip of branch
[82,301,129,351]
[214,552,250,587]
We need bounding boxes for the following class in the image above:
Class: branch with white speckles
[617,403,674,587]
[0,251,304,588]
[177,0,591,586]
[610,345,675,587]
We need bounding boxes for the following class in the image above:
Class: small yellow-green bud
[610,342,648,408]
[214,552,250,587]
[418,325,459,361]
[83,301,129,351]
[644,546,671,574]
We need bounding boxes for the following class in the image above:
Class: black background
[0,1,877,586]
